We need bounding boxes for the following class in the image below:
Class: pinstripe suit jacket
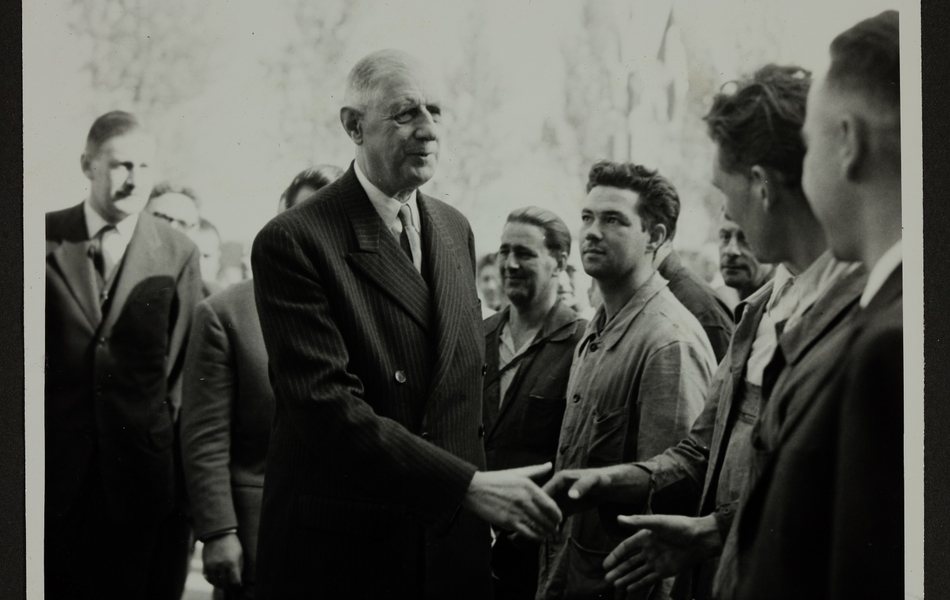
[251,166,491,599]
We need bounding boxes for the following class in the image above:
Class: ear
[645,223,668,253]
[554,251,568,274]
[749,165,773,213]
[340,107,364,145]
[839,114,868,181]
[80,153,94,180]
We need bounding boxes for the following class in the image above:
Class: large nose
[582,220,602,242]
[503,252,519,271]
[414,109,439,142]
[722,235,741,257]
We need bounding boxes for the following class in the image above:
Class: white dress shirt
[745,252,855,386]
[860,240,902,308]
[83,199,138,271]
[354,160,423,239]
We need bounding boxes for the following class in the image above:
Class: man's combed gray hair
[344,49,422,112]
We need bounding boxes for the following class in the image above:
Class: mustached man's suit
[46,204,202,599]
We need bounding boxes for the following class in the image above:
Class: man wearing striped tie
[251,49,561,599]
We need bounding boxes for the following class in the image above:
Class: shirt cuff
[200,528,239,543]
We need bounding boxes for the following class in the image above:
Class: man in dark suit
[733,11,904,599]
[45,110,202,599]
[180,165,343,599]
[482,207,587,599]
[250,50,561,599]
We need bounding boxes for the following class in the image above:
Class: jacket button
[482,364,488,376]
[572,394,581,404]
[421,431,431,440]
[478,424,485,438]
[589,342,599,352]
[98,336,107,345]
[395,370,406,383]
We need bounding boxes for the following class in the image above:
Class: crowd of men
[45,9,902,600]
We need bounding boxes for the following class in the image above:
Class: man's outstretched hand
[541,464,651,517]
[603,514,722,594]
[463,463,562,540]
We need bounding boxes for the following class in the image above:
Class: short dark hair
[586,161,680,239]
[506,206,572,257]
[704,64,811,188]
[279,164,345,212]
[85,110,142,156]
[149,181,201,209]
[827,10,899,111]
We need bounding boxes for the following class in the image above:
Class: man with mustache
[45,110,202,599]
[718,212,774,303]
[250,50,561,599]
[537,161,715,600]
[482,207,587,599]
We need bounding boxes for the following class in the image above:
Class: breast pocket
[586,406,629,467]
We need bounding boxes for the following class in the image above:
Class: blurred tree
[68,0,213,120]
[267,0,364,168]
[425,5,507,215]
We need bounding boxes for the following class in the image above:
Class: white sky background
[25,0,902,253]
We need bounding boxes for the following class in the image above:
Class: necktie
[89,225,116,293]
[398,204,422,273]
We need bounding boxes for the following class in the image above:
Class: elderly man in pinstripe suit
[251,49,562,599]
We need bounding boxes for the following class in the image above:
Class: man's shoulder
[204,279,256,317]
[419,193,470,232]
[138,212,198,263]
[642,287,714,346]
[46,203,85,242]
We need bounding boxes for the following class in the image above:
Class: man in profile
[734,11,903,599]
[251,50,561,599]
[482,207,587,599]
[45,110,201,599]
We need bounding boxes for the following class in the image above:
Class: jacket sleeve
[167,245,203,422]
[251,219,476,525]
[637,355,729,505]
[180,300,240,540]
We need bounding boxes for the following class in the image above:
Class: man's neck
[652,243,672,269]
[856,189,902,269]
[87,195,123,225]
[599,264,654,320]
[355,155,414,202]
[509,287,558,333]
[782,202,829,275]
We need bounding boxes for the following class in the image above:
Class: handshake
[463,463,722,596]
[461,462,652,541]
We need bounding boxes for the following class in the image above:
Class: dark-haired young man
[482,207,587,600]
[46,111,202,599]
[537,161,715,600]
[544,64,864,600]
[733,11,903,600]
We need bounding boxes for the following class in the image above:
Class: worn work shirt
[537,272,716,600]
[498,318,540,406]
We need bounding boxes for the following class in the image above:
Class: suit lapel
[342,172,432,331]
[774,267,866,446]
[418,195,464,399]
[100,214,160,334]
[47,204,102,328]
